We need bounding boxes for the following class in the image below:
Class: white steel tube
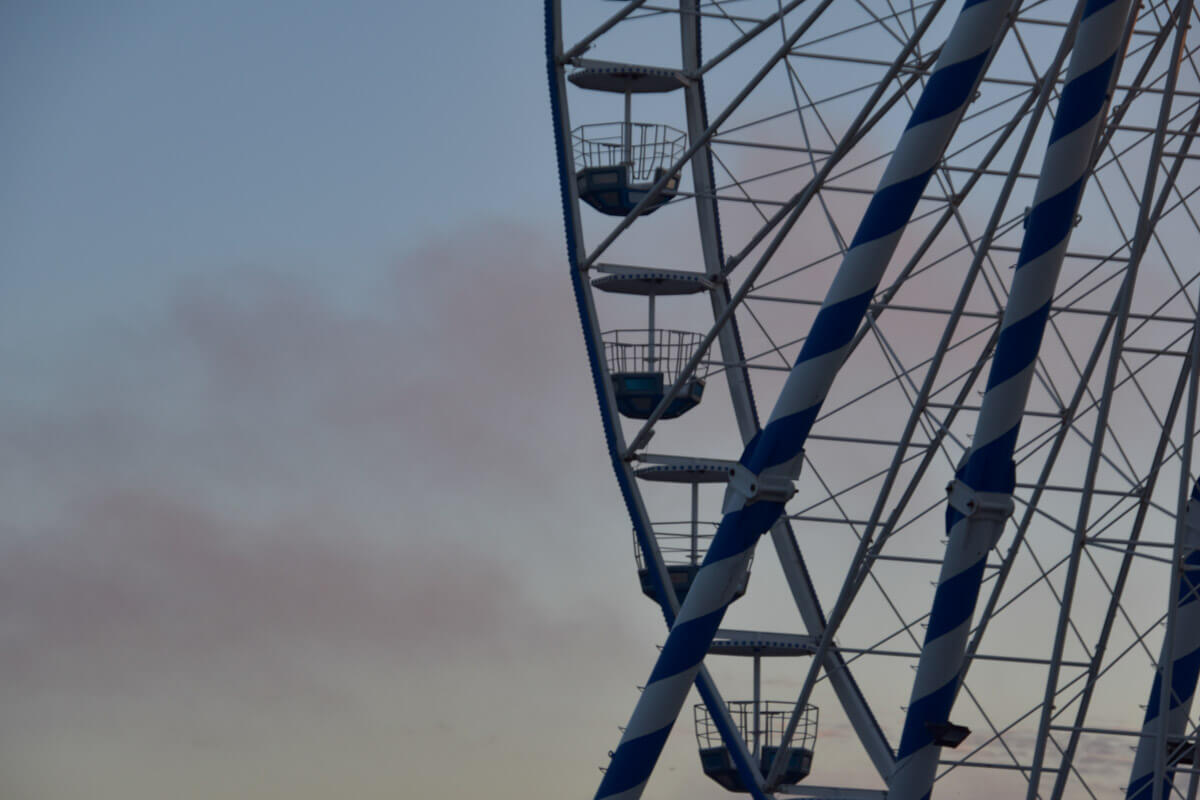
[888,1,1134,798]
[623,85,632,169]
[754,655,762,759]
[594,1,1016,797]
[647,293,656,372]
[690,481,699,566]
[1125,484,1200,799]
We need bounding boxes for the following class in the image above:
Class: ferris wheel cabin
[696,631,821,792]
[632,462,750,605]
[594,268,709,419]
[569,64,687,216]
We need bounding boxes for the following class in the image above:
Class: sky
[0,2,671,798]
[2,2,1195,799]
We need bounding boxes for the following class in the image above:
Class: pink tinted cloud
[0,219,619,698]
[0,487,531,695]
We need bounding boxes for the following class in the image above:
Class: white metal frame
[547,0,1200,796]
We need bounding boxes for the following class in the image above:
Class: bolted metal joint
[722,451,804,513]
[946,478,1014,521]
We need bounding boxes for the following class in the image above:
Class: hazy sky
[4,2,1190,799]
[0,3,687,798]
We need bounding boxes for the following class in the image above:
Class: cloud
[0,219,659,800]
[0,487,532,685]
[0,217,633,660]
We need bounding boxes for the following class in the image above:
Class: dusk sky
[0,3,680,798]
[6,2,1197,799]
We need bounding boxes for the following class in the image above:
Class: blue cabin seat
[577,165,679,216]
[611,371,703,420]
[694,702,818,793]
[636,563,748,606]
[697,746,813,792]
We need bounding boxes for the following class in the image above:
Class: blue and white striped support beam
[889,2,1133,798]
[1126,481,1200,800]
[594,1,1014,797]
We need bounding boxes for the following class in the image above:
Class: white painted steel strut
[592,1,1017,797]
[887,1,1135,798]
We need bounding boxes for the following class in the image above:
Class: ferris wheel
[545,0,1200,798]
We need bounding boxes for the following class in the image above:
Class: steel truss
[547,0,1200,797]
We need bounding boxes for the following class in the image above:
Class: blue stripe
[945,505,965,532]
[1145,644,1200,719]
[597,726,673,797]
[648,607,727,683]
[1125,772,1171,800]
[924,556,988,641]
[795,289,875,364]
[906,51,989,131]
[756,406,820,471]
[738,429,763,468]
[896,676,959,759]
[704,501,783,563]
[1083,0,1122,18]
[1017,178,1083,267]
[962,428,1018,494]
[850,169,936,248]
[986,301,1050,389]
[1048,54,1116,144]
[1180,552,1200,607]
[962,0,992,8]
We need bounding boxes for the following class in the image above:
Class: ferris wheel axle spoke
[762,518,899,778]
[561,0,650,62]
[1141,276,1200,800]
[779,59,852,254]
[1034,45,1200,791]
[1001,620,1189,795]
[774,7,1034,785]
[814,80,1046,397]
[716,52,940,280]
[696,0,810,76]
[884,0,1139,795]
[960,324,1173,791]
[619,51,946,456]
[785,322,1004,739]
[708,150,775,223]
[931,662,1099,786]
[788,1,939,54]
[615,36,949,455]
